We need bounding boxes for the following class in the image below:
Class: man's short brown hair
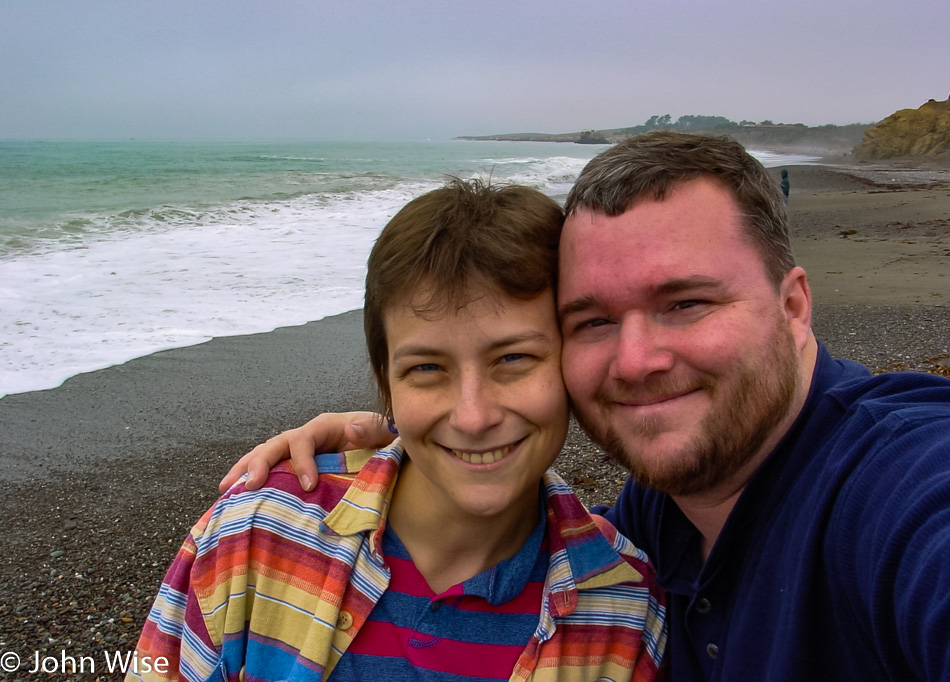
[364,178,563,416]
[564,131,794,286]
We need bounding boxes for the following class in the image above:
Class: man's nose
[611,316,675,383]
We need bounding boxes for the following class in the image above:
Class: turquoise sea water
[0,140,817,397]
[0,140,601,254]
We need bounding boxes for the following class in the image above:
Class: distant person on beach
[779,167,789,203]
[130,180,666,681]
[224,131,950,681]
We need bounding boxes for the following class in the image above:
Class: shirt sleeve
[831,415,950,680]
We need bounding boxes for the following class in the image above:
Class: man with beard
[222,132,950,681]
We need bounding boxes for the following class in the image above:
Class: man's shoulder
[823,365,950,428]
[809,368,950,540]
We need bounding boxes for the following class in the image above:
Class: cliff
[852,99,950,160]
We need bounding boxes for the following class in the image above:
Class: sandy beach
[1,158,948,679]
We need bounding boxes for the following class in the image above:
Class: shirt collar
[458,497,548,605]
[541,469,646,617]
[320,440,404,558]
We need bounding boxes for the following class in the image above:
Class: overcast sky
[1,0,947,141]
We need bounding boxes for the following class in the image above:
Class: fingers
[235,436,292,491]
[218,432,294,492]
[284,412,391,490]
[217,411,392,495]
[218,451,254,492]
[344,413,397,450]
[244,447,276,491]
[287,430,320,492]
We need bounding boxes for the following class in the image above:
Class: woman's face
[385,287,568,522]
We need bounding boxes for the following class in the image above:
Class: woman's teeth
[451,445,512,465]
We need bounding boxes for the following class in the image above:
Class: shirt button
[695,597,712,614]
[429,601,442,612]
[337,610,354,630]
[706,643,719,659]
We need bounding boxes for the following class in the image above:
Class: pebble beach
[1,157,948,680]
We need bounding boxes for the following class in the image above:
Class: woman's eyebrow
[485,330,553,352]
[392,331,553,362]
[391,345,444,362]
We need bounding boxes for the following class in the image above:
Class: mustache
[595,377,713,406]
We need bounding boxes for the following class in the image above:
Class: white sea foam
[0,181,436,397]
[501,155,594,196]
[750,150,821,167]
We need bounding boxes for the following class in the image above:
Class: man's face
[558,177,805,498]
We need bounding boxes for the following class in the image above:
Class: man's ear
[781,266,812,351]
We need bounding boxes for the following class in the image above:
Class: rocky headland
[853,99,950,160]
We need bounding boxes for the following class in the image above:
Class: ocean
[0,140,817,397]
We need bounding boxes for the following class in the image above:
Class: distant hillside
[853,99,950,160]
[456,114,870,156]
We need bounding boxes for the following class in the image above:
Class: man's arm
[218,411,394,492]
[831,416,950,679]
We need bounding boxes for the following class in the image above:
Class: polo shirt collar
[541,470,646,617]
[457,497,547,605]
[320,440,404,556]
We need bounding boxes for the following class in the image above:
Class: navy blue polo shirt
[599,343,950,681]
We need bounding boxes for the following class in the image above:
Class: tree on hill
[675,115,739,131]
[577,129,609,144]
[645,114,673,129]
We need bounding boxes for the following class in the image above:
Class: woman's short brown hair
[364,178,564,417]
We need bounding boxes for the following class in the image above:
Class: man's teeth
[451,446,511,465]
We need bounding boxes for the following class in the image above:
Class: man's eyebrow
[654,276,727,297]
[558,296,597,319]
[558,276,728,319]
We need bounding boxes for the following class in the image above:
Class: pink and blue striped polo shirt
[129,441,667,681]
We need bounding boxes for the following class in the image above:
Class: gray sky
[1,0,947,141]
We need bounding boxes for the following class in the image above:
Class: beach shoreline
[1,158,948,679]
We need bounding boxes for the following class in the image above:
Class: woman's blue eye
[413,363,440,372]
[500,353,526,363]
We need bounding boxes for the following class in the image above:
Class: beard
[574,318,800,497]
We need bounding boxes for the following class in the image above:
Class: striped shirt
[129,441,667,681]
[334,510,549,680]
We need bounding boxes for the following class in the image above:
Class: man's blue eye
[500,353,525,363]
[413,363,440,372]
